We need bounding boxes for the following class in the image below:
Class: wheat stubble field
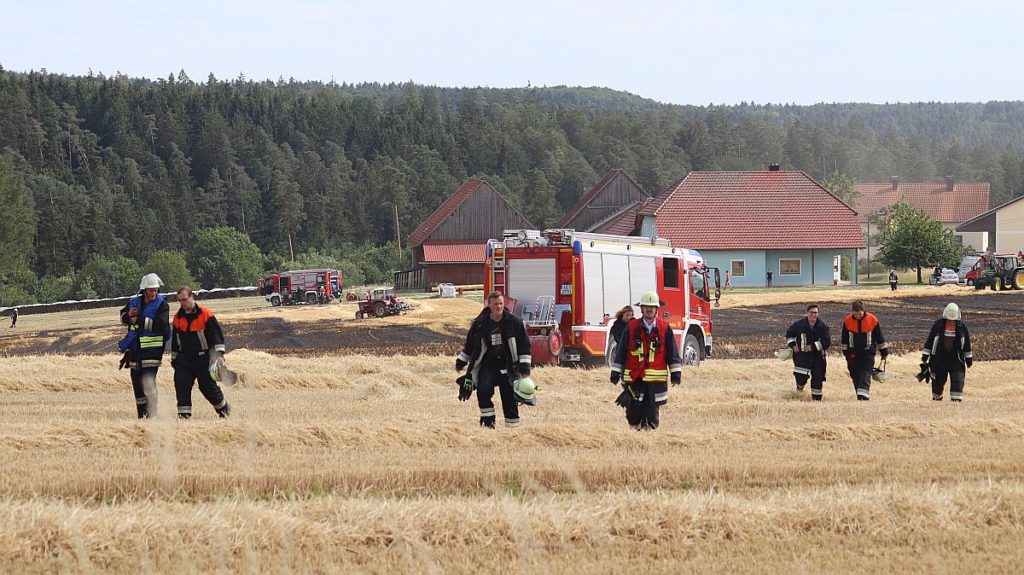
[1,290,1023,573]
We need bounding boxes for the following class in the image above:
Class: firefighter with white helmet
[785,303,832,400]
[610,291,682,430]
[455,291,533,428]
[118,273,171,418]
[920,302,973,402]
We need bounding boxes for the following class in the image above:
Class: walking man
[118,274,170,418]
[171,287,232,419]
[841,301,889,401]
[610,292,682,430]
[9,307,17,328]
[785,304,831,400]
[455,291,532,428]
[766,268,774,288]
[921,303,973,402]
[888,270,899,291]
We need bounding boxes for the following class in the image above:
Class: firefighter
[841,300,889,401]
[921,303,973,402]
[9,307,17,328]
[118,274,170,418]
[455,291,532,428]
[609,292,682,430]
[888,270,899,291]
[171,287,232,419]
[785,304,831,400]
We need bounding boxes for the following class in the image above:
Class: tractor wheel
[373,302,387,318]
[355,311,364,319]
[270,295,281,307]
[682,333,701,368]
[1014,270,1024,290]
[966,279,974,286]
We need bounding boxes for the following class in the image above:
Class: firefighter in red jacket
[841,300,888,401]
[171,287,232,419]
[610,292,682,430]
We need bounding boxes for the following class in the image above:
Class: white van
[958,255,981,283]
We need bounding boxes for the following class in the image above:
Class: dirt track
[1,292,1020,360]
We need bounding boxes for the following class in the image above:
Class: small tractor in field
[355,287,414,318]
[973,254,1024,290]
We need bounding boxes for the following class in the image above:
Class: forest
[3,65,1024,304]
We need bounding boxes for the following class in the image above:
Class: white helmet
[942,302,960,320]
[140,273,164,290]
[775,348,794,361]
[514,376,537,406]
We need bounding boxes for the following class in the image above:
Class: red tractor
[355,287,413,318]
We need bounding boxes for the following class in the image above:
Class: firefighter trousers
[173,359,228,418]
[848,354,874,400]
[794,359,826,400]
[130,367,159,418]
[476,365,519,428]
[625,380,660,430]
[931,358,966,401]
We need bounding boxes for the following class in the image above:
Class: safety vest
[623,318,670,383]
[119,294,167,353]
[173,306,217,353]
[842,312,886,353]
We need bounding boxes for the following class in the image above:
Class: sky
[2,0,1021,106]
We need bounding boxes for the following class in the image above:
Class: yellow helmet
[635,291,664,307]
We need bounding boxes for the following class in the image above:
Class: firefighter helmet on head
[942,302,960,320]
[139,273,164,290]
[635,291,665,307]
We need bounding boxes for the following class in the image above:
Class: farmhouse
[853,177,990,253]
[556,169,650,233]
[612,166,865,287]
[396,177,533,290]
[955,193,1024,253]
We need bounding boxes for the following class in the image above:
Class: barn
[557,169,650,233]
[396,177,533,290]
[607,167,866,287]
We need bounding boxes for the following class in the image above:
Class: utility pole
[394,204,402,257]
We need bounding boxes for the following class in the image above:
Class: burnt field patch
[713,292,1024,361]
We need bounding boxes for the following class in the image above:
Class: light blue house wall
[700,249,859,287]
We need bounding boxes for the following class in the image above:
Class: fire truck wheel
[270,295,281,307]
[373,302,387,318]
[682,333,701,367]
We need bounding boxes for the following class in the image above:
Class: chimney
[768,163,780,172]
[891,176,899,192]
[945,175,955,191]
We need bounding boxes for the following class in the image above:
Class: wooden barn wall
[428,184,531,241]
[426,263,485,286]
[569,173,648,231]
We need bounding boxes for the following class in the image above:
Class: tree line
[3,66,1024,304]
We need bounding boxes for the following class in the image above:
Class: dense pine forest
[3,65,1024,304]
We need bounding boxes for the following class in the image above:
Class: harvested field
[1,289,1022,572]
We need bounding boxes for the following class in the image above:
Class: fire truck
[485,229,720,367]
[258,269,343,306]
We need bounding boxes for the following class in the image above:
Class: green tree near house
[878,202,963,283]
[821,171,860,207]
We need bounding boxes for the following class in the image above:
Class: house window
[663,257,679,288]
[730,260,746,277]
[779,258,801,275]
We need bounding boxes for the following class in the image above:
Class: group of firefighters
[455,291,975,431]
[117,273,232,419]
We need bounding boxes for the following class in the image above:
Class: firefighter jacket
[119,293,170,369]
[922,318,972,367]
[171,305,226,366]
[841,312,888,359]
[611,318,682,383]
[458,308,531,384]
[785,317,831,374]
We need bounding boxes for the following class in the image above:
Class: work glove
[118,352,130,370]
[965,358,973,368]
[915,363,931,383]
[455,358,467,372]
[457,375,475,401]
[880,348,889,359]
[517,363,531,377]
[610,371,621,385]
[670,372,681,386]
[614,388,632,409]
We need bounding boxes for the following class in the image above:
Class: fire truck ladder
[490,242,506,291]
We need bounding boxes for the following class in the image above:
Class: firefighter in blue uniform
[785,303,831,400]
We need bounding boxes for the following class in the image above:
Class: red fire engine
[485,229,720,367]
[258,269,343,306]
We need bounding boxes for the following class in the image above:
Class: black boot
[177,412,192,420]
[216,402,232,418]
[137,404,148,419]
[479,416,496,428]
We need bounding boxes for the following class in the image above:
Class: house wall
[996,200,1024,253]
[565,173,648,231]
[700,250,766,288]
[425,263,485,287]
[428,183,532,242]
[945,224,986,253]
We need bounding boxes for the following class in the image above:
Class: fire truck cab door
[689,268,710,323]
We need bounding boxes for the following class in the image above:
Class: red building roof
[852,181,990,223]
[643,171,865,250]
[421,241,487,263]
[408,178,485,247]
